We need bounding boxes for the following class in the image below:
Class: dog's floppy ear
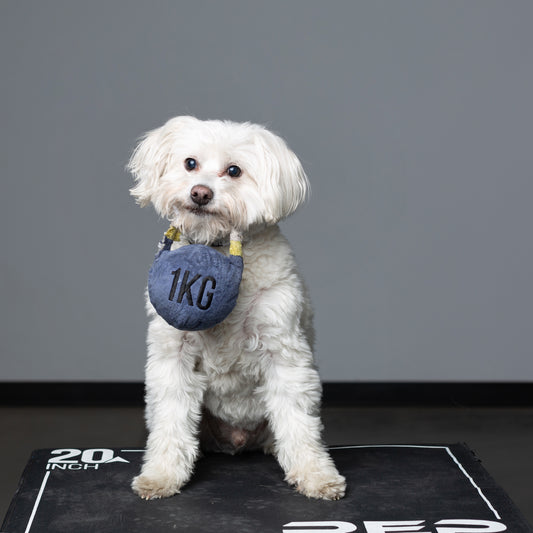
[253,128,310,223]
[128,116,197,207]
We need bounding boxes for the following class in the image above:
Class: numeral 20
[49,448,114,464]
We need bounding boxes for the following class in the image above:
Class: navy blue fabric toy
[148,226,243,331]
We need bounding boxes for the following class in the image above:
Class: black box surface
[2,444,531,532]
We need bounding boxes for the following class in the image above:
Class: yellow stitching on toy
[165,226,181,241]
[229,240,243,257]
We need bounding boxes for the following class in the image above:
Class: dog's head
[128,116,309,244]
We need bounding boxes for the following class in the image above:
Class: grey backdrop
[2,1,532,382]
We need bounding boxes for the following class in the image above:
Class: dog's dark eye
[227,165,242,178]
[185,158,198,171]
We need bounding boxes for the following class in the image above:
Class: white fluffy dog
[128,116,346,500]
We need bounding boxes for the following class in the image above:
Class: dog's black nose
[190,185,214,206]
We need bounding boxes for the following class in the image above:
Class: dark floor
[1,406,532,523]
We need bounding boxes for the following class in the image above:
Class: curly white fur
[128,116,346,500]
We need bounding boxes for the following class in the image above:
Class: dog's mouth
[170,199,227,222]
[185,205,216,217]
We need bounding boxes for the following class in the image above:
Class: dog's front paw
[288,470,347,500]
[132,474,181,500]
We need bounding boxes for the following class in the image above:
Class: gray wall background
[2,1,532,382]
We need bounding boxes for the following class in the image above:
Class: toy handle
[161,226,243,257]
[159,226,180,252]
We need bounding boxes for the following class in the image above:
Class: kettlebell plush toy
[148,225,243,331]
